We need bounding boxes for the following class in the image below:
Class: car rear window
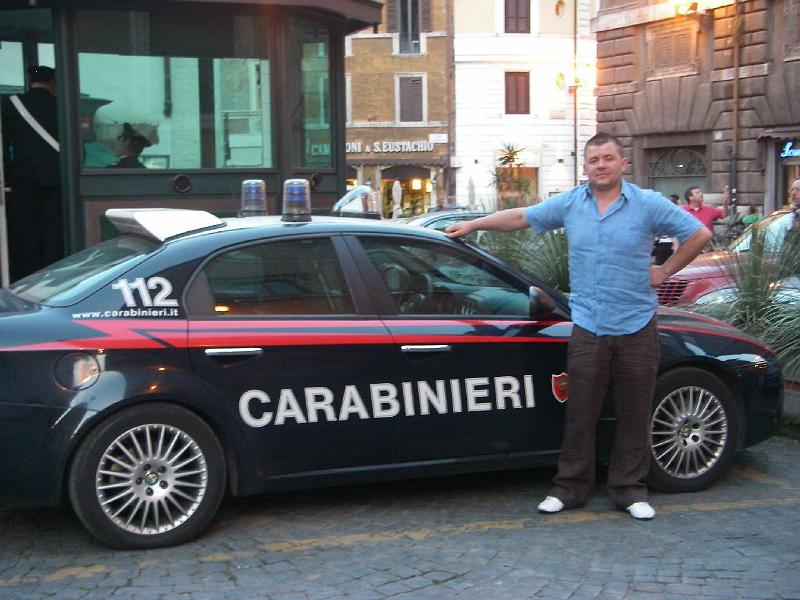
[10,235,161,306]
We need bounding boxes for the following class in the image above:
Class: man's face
[790,179,800,207]
[688,188,703,206]
[583,142,628,192]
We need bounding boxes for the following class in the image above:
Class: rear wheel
[68,403,225,549]
[648,368,739,493]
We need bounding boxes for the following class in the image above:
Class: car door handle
[400,344,452,353]
[204,347,263,357]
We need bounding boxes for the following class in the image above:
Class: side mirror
[529,286,556,319]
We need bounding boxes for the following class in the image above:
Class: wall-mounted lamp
[411,178,422,191]
[675,1,698,16]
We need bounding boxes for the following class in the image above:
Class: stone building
[593,0,800,214]
[345,0,452,215]
[346,0,598,215]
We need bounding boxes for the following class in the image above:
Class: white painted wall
[452,0,597,209]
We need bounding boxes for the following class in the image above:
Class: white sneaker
[627,502,656,520]
[537,496,565,513]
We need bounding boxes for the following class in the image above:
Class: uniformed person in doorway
[1,65,63,282]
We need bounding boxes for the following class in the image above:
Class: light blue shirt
[523,181,702,335]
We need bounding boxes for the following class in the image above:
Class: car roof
[107,208,455,245]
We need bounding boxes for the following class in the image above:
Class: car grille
[657,276,689,306]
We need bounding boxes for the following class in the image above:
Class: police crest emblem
[551,373,568,403]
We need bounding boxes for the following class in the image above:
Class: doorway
[0,9,58,286]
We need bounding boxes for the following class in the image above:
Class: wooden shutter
[386,0,397,33]
[505,72,529,114]
[400,76,423,122]
[421,0,432,32]
[505,0,530,33]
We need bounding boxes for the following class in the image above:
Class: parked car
[0,207,783,549]
[658,210,795,306]
[397,208,488,232]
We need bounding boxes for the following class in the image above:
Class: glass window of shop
[287,17,332,169]
[75,9,273,170]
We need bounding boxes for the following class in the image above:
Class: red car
[657,210,795,306]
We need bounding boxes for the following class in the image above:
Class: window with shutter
[399,76,424,122]
[505,72,530,114]
[786,0,800,55]
[505,0,530,34]
[647,23,698,77]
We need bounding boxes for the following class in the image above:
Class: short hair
[669,194,679,202]
[584,132,624,157]
[684,186,701,202]
[28,65,55,84]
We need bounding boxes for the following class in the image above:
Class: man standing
[446,132,710,520]
[790,178,800,231]
[1,65,63,281]
[682,185,729,232]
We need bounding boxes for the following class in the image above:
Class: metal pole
[730,0,740,218]
[573,0,579,186]
[0,113,10,288]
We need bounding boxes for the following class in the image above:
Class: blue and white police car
[0,186,783,548]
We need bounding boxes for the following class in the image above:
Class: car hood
[656,305,765,346]
[674,251,730,280]
[0,289,39,315]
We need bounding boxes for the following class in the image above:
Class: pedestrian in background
[446,132,710,520]
[682,185,730,232]
[742,205,760,226]
[790,178,800,232]
[668,194,680,205]
[1,65,63,281]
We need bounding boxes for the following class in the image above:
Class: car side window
[202,238,355,315]
[359,236,529,317]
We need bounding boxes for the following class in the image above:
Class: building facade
[593,0,800,214]
[345,0,452,216]
[452,0,598,210]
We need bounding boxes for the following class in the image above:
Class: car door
[349,233,571,464]
[186,234,399,480]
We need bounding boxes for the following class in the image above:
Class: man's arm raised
[445,207,529,238]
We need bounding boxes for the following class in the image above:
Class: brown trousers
[549,317,660,509]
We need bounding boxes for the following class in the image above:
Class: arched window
[647,147,706,199]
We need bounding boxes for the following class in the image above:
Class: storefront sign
[780,141,800,158]
[346,140,435,153]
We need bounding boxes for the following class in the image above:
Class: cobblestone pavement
[1,437,799,600]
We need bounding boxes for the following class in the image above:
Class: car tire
[647,368,739,493]
[68,403,225,549]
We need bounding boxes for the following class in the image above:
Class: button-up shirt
[524,181,702,335]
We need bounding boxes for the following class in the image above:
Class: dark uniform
[2,70,63,282]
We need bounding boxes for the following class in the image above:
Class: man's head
[583,132,628,193]
[790,178,800,208]
[28,65,55,95]
[685,186,703,207]
[669,194,679,204]
[117,123,153,157]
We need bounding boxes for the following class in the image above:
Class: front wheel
[648,368,739,493]
[68,403,226,549]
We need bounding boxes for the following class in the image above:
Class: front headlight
[55,352,101,390]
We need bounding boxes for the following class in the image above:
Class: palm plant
[759,230,800,379]
[476,228,570,293]
[691,224,800,380]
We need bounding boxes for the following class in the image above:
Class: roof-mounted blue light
[282,178,312,222]
[240,179,267,216]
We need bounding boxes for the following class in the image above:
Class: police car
[0,186,783,549]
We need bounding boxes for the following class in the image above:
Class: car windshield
[730,212,793,253]
[10,235,161,306]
